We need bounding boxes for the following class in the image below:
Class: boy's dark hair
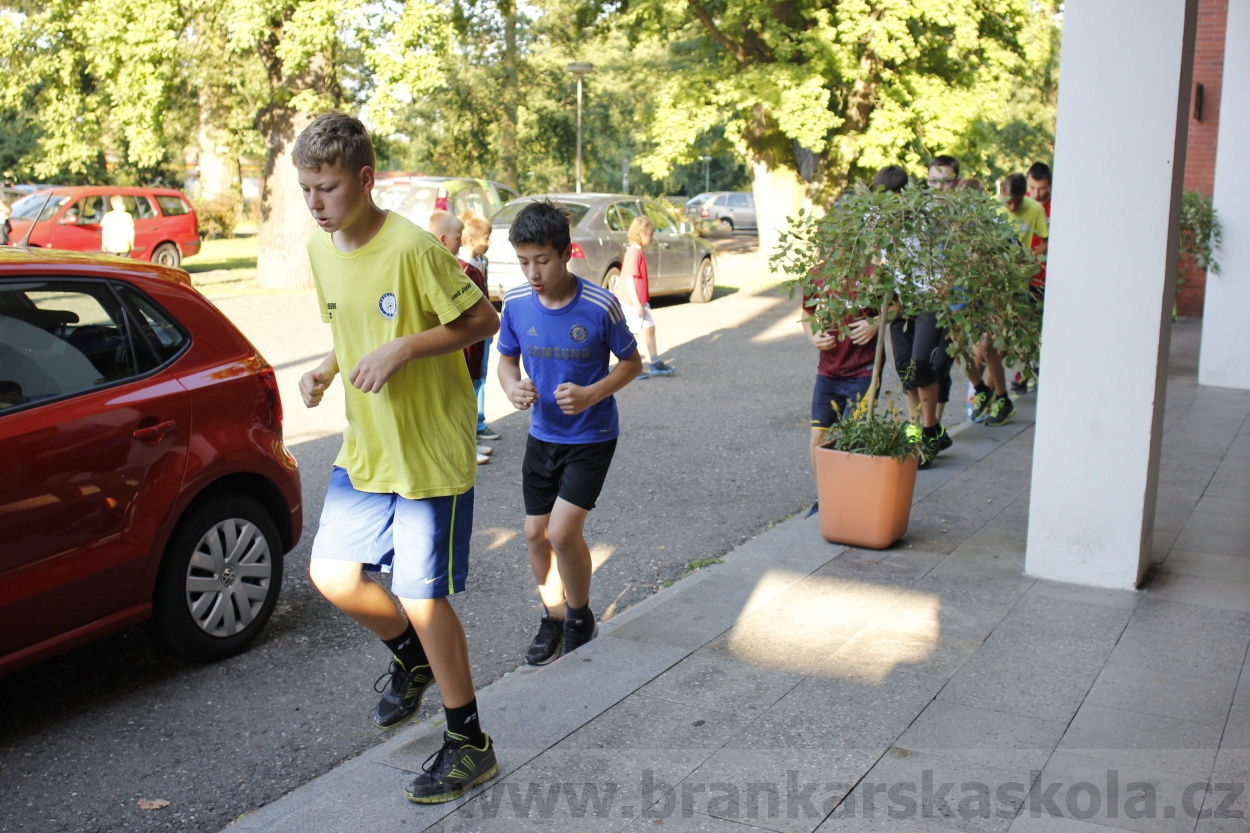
[872,165,909,193]
[508,199,571,253]
[1001,173,1028,200]
[1027,162,1052,183]
[928,155,961,174]
[292,111,375,174]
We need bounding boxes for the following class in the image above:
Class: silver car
[685,191,757,234]
[485,194,717,304]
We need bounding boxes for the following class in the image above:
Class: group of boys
[807,155,1053,476]
[294,112,647,805]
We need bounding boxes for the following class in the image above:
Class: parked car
[0,248,302,676]
[373,175,520,230]
[485,193,717,304]
[6,186,201,268]
[685,191,757,234]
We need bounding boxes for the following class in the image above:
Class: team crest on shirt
[570,324,588,343]
[378,293,398,319]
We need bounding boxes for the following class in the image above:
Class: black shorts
[889,312,951,392]
[522,436,618,515]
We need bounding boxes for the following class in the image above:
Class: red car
[6,186,202,268]
[0,248,301,676]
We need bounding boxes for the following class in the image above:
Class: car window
[642,202,676,233]
[729,193,751,208]
[116,286,188,367]
[130,196,156,220]
[10,194,69,222]
[491,200,590,227]
[374,182,440,216]
[455,186,491,218]
[70,196,106,225]
[155,195,189,216]
[0,281,154,410]
[605,201,642,232]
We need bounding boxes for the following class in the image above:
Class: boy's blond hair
[459,211,491,250]
[956,177,984,192]
[292,111,376,174]
[627,215,655,246]
[428,210,463,240]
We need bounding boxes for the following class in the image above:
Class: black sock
[543,603,566,621]
[382,623,427,669]
[923,424,941,437]
[445,699,487,747]
[566,602,593,624]
[975,383,991,395]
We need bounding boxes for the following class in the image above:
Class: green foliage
[196,193,242,239]
[1178,189,1222,277]
[822,396,921,461]
[773,185,1042,398]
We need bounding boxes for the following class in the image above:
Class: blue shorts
[811,375,872,430]
[310,467,473,599]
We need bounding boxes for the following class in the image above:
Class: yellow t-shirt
[309,212,482,499]
[1001,195,1049,250]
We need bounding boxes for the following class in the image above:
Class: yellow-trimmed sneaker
[405,731,499,804]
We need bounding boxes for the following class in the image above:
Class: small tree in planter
[771,185,1042,547]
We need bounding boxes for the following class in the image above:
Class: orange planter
[814,446,918,549]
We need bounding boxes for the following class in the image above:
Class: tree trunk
[196,89,238,201]
[256,109,317,290]
[751,157,810,260]
[498,2,519,191]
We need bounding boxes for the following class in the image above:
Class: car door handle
[133,420,177,444]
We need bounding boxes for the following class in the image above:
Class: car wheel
[719,217,734,235]
[151,493,283,661]
[690,257,716,304]
[152,243,181,268]
[601,266,621,294]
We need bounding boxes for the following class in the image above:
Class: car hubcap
[185,518,272,638]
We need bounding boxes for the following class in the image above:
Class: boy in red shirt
[618,215,675,378]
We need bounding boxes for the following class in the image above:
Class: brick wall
[1178,0,1228,317]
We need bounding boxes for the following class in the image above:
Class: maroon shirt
[804,291,877,379]
[457,258,487,380]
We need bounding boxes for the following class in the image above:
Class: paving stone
[1083,662,1238,728]
[1217,705,1250,750]
[1204,469,1250,500]
[1056,704,1222,779]
[938,652,1099,725]
[1170,527,1250,559]
[1024,580,1141,611]
[822,624,982,682]
[819,547,949,583]
[556,692,753,760]
[638,652,804,717]
[702,596,876,673]
[1193,750,1250,833]
[1179,512,1250,539]
[1007,815,1136,833]
[1158,551,1250,583]
[1194,496,1250,518]
[619,810,771,832]
[895,701,1067,773]
[1144,573,1250,613]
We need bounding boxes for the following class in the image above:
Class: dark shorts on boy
[310,467,473,599]
[523,436,618,515]
[811,375,873,430]
[889,312,951,392]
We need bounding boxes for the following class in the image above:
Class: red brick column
[1179,0,1228,317]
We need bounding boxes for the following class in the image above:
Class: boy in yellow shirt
[294,111,501,804]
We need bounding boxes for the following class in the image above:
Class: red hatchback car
[6,186,202,268]
[0,249,301,676]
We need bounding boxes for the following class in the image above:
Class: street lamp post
[700,155,712,192]
[567,62,593,193]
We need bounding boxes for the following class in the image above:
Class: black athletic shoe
[983,395,1015,427]
[524,614,564,666]
[373,658,433,730]
[563,611,598,655]
[932,425,953,453]
[969,386,993,423]
[405,731,499,804]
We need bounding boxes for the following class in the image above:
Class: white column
[1199,0,1250,389]
[1026,0,1198,589]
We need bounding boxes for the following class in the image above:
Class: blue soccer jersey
[497,277,638,444]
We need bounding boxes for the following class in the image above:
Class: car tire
[690,257,716,304]
[151,493,284,661]
[601,266,621,294]
[152,243,181,268]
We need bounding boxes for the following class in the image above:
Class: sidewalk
[228,320,1250,833]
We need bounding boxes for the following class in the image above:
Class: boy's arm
[805,314,837,351]
[300,349,340,408]
[553,349,643,416]
[350,295,500,394]
[497,352,537,410]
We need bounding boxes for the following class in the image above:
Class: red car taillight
[259,364,283,424]
[435,188,449,211]
[569,242,587,259]
[700,207,710,218]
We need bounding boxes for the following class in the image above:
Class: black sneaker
[563,611,598,655]
[476,426,501,441]
[983,395,1015,427]
[932,425,953,453]
[373,658,434,730]
[1010,374,1028,395]
[404,731,499,804]
[969,386,993,423]
[524,614,564,666]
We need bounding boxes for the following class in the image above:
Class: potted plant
[772,184,1042,548]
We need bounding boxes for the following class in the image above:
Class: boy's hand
[808,330,837,350]
[847,319,880,346]
[554,382,597,415]
[349,341,409,393]
[299,369,334,408]
[508,378,538,410]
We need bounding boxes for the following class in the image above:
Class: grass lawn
[183,235,258,273]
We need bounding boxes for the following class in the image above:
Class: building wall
[1178,0,1229,316]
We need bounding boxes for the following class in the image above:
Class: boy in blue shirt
[496,200,643,665]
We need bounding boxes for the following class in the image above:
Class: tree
[624,0,1061,252]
